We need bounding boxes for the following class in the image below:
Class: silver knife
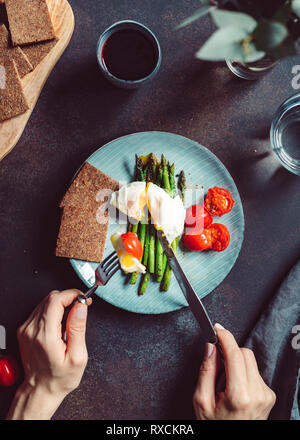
[157,230,218,344]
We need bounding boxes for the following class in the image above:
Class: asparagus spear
[178,170,186,204]
[155,162,164,280]
[139,272,150,295]
[142,224,150,266]
[138,155,157,294]
[147,161,157,274]
[169,163,176,198]
[159,156,173,285]
[161,154,171,195]
[162,170,186,291]
[161,240,177,291]
[148,224,156,274]
[135,154,146,181]
[131,222,138,235]
[130,156,148,285]
[129,222,146,285]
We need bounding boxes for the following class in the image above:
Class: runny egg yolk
[117,251,135,269]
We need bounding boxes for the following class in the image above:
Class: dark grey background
[0,0,299,420]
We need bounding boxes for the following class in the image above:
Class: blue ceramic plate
[70,132,244,314]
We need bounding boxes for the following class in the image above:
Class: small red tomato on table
[0,355,19,387]
[204,187,235,217]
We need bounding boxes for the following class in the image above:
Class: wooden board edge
[0,0,75,162]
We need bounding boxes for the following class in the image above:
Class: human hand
[7,289,91,420]
[193,324,276,420]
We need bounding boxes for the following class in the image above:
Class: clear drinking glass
[270,93,300,176]
[226,57,277,80]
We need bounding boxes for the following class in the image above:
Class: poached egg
[110,182,185,243]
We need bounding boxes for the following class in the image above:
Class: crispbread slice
[6,0,56,46]
[0,58,29,122]
[22,39,57,69]
[60,162,119,210]
[0,24,33,78]
[55,205,109,263]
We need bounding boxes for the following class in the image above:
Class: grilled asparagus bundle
[128,153,185,295]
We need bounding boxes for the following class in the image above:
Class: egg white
[147,183,185,243]
[110,182,146,221]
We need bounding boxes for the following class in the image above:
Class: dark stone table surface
[0,0,299,420]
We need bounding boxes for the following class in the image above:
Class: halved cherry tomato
[0,355,19,387]
[184,204,213,231]
[182,229,212,251]
[208,223,230,252]
[204,187,235,217]
[121,232,143,260]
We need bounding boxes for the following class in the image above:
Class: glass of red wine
[97,20,162,89]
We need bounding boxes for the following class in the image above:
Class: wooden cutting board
[0,0,74,161]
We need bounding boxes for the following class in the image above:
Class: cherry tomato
[204,187,235,217]
[121,232,143,260]
[0,355,19,387]
[208,223,231,252]
[184,205,213,231]
[182,229,212,251]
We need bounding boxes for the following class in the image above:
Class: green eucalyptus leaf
[196,26,248,61]
[176,6,215,29]
[211,9,257,33]
[292,0,300,18]
[254,21,288,51]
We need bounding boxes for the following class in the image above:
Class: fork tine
[103,255,119,272]
[106,265,120,282]
[106,260,120,275]
[101,251,117,267]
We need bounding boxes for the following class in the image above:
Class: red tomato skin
[209,223,231,252]
[204,187,235,217]
[0,356,19,387]
[121,232,143,260]
[182,229,212,251]
[184,205,213,231]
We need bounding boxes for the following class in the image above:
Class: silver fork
[77,251,121,304]
[62,252,120,340]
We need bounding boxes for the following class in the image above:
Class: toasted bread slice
[56,205,109,263]
[6,0,56,46]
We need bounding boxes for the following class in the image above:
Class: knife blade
[157,230,217,344]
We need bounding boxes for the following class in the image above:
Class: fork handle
[78,285,98,303]
[62,286,98,341]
